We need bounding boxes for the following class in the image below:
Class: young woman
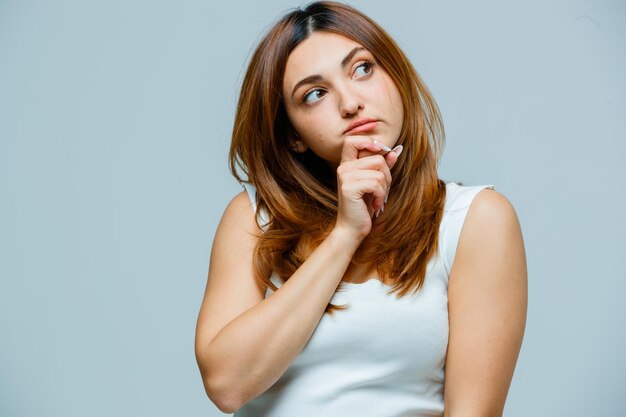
[195,2,527,416]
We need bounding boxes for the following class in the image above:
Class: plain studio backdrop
[1,0,624,416]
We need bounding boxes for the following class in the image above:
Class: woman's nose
[338,86,363,117]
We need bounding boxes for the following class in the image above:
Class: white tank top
[235,181,494,416]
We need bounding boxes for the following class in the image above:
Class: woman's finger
[340,135,383,164]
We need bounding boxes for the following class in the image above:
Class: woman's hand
[334,135,400,240]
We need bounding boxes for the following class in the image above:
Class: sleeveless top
[234,180,495,417]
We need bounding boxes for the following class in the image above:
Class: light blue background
[1,0,624,416]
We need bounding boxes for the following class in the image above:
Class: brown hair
[229,0,447,315]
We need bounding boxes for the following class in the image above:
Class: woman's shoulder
[466,187,518,227]
[453,183,520,243]
[443,181,497,214]
[222,189,259,230]
[236,181,269,233]
[440,182,521,275]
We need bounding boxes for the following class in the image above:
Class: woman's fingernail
[376,209,381,218]
[373,140,392,152]
[381,203,384,213]
[391,145,403,157]
[384,193,389,204]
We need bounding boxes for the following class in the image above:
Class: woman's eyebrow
[290,46,367,98]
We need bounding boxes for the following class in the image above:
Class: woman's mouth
[345,121,379,135]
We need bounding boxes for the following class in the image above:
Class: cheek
[295,113,323,137]
[290,113,337,152]
[380,79,404,123]
[378,78,401,107]
[286,106,315,136]
[298,104,337,133]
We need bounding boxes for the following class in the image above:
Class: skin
[282,31,527,415]
[444,188,528,416]
[281,31,403,282]
[281,31,404,170]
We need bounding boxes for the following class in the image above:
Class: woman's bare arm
[195,192,362,414]
[443,189,528,417]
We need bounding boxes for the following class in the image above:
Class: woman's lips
[345,121,379,134]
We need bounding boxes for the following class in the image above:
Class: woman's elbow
[201,373,241,414]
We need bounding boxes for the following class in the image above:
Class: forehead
[283,32,365,89]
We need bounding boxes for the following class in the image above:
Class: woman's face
[281,31,404,170]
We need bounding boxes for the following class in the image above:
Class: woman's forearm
[204,227,361,413]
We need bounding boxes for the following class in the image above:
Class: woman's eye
[303,89,325,104]
[354,61,374,78]
[301,61,375,105]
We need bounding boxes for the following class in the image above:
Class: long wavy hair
[229,1,447,316]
